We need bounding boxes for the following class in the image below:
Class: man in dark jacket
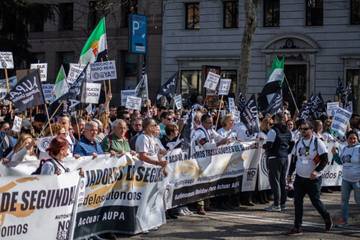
[263,113,293,212]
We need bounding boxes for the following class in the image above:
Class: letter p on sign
[133,21,140,35]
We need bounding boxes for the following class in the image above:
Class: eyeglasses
[166,118,173,121]
[300,127,310,131]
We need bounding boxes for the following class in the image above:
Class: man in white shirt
[287,120,332,235]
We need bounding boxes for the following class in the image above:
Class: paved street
[124,192,360,239]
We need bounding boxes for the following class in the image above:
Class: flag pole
[39,101,63,137]
[283,74,299,113]
[215,95,224,129]
[4,67,13,115]
[44,103,53,136]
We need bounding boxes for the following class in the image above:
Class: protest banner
[42,84,55,103]
[68,64,86,84]
[0,172,80,240]
[0,52,14,69]
[121,90,137,106]
[331,107,352,138]
[218,79,231,96]
[90,61,117,82]
[81,82,101,104]
[126,96,142,111]
[30,63,47,82]
[63,155,166,237]
[204,72,220,91]
[164,142,260,208]
[326,102,339,117]
[11,116,22,133]
[174,95,182,110]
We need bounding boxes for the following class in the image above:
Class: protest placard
[204,71,220,90]
[0,52,14,69]
[174,95,182,110]
[331,107,352,138]
[81,82,101,104]
[30,63,48,82]
[90,60,117,81]
[12,116,22,132]
[68,64,86,84]
[126,96,142,111]
[326,102,339,116]
[121,89,137,106]
[218,79,231,95]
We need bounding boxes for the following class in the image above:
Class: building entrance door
[283,64,307,113]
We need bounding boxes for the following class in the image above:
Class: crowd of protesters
[1,92,360,237]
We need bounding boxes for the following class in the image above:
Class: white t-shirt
[217,128,237,139]
[234,122,256,141]
[291,136,327,178]
[340,144,360,182]
[135,134,164,160]
[192,126,223,150]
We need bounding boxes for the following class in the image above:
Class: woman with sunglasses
[331,130,360,227]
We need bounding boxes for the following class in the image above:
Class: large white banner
[0,172,80,240]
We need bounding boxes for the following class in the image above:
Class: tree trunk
[237,0,257,100]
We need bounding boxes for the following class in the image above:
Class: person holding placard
[331,130,360,227]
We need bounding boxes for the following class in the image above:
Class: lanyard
[301,136,313,156]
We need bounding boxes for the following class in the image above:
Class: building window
[29,16,45,32]
[346,69,360,114]
[264,0,280,27]
[223,1,238,28]
[58,3,73,31]
[306,0,323,26]
[351,0,360,25]
[57,51,74,74]
[181,70,202,97]
[185,3,200,29]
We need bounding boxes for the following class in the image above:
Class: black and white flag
[240,94,260,135]
[156,72,178,101]
[6,70,44,112]
[237,91,247,112]
[263,90,283,115]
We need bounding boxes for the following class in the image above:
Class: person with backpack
[287,120,332,235]
[39,136,71,175]
[263,113,293,212]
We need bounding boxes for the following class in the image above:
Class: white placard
[90,60,117,81]
[331,107,352,138]
[204,71,221,90]
[68,63,86,84]
[42,83,55,102]
[326,102,339,116]
[126,96,142,111]
[0,51,14,69]
[0,88,7,99]
[233,110,240,123]
[228,97,236,112]
[30,63,48,82]
[218,78,231,95]
[174,94,182,110]
[82,82,101,104]
[121,89,137,106]
[12,116,22,132]
[37,136,52,153]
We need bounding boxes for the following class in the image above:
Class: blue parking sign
[129,14,147,54]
